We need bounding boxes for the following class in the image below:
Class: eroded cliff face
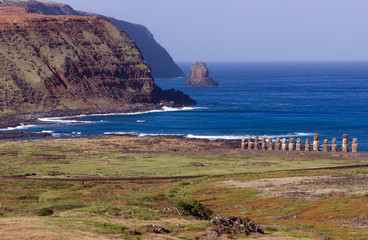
[0,5,192,113]
[0,0,185,78]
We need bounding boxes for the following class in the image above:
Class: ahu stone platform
[241,134,360,153]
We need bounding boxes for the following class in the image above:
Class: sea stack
[186,62,219,87]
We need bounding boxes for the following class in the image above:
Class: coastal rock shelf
[241,134,359,153]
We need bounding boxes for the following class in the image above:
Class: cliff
[0,0,185,78]
[0,5,194,114]
[186,62,219,87]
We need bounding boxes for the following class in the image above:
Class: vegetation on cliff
[0,5,194,114]
[0,0,185,78]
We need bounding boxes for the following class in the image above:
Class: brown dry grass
[219,174,368,200]
[1,136,368,239]
[0,217,109,240]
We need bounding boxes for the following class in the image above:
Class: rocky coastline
[0,101,185,130]
[0,4,196,133]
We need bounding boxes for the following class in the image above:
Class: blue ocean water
[2,62,368,151]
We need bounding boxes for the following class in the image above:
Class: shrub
[176,199,213,220]
[36,207,53,216]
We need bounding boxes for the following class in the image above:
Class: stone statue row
[241,134,358,153]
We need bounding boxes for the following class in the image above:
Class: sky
[56,0,368,62]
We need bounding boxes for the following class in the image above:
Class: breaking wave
[103,132,314,140]
[0,123,37,131]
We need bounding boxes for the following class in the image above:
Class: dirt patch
[334,216,368,229]
[220,174,368,200]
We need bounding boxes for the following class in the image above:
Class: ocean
[2,62,368,151]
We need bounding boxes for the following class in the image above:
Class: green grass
[0,136,368,239]
[0,136,363,179]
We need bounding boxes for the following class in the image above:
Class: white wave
[67,106,205,118]
[291,132,315,137]
[0,123,37,131]
[136,120,146,123]
[51,133,74,137]
[139,133,161,137]
[138,133,179,137]
[72,132,82,135]
[186,132,315,140]
[104,132,180,137]
[104,131,137,135]
[186,134,245,140]
[41,130,54,134]
[102,131,315,141]
[38,117,95,124]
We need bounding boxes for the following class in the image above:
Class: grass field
[1,135,368,239]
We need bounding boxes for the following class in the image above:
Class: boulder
[146,224,170,234]
[186,62,219,87]
[210,215,264,236]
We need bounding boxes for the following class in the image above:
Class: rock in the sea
[186,62,219,87]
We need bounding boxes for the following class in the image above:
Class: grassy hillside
[1,135,368,239]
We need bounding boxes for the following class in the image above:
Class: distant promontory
[186,62,219,87]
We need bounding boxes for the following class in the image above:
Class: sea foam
[102,132,314,140]
[0,123,37,131]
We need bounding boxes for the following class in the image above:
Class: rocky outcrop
[186,62,219,87]
[0,0,185,78]
[0,5,194,113]
[208,215,264,237]
[146,225,170,234]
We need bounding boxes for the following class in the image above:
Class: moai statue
[254,136,260,150]
[331,138,337,152]
[262,137,266,150]
[268,137,273,150]
[241,139,246,149]
[281,138,288,151]
[342,134,349,152]
[305,139,311,151]
[275,138,281,150]
[248,136,253,150]
[352,138,358,153]
[296,138,302,151]
[323,139,329,152]
[288,138,295,151]
[313,134,320,151]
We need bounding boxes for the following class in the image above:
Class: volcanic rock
[146,224,171,234]
[0,5,194,114]
[0,131,51,139]
[0,0,185,78]
[210,215,264,236]
[186,62,219,87]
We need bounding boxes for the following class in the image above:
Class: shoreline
[0,102,183,129]
[1,104,366,153]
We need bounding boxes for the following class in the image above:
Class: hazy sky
[56,0,368,62]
